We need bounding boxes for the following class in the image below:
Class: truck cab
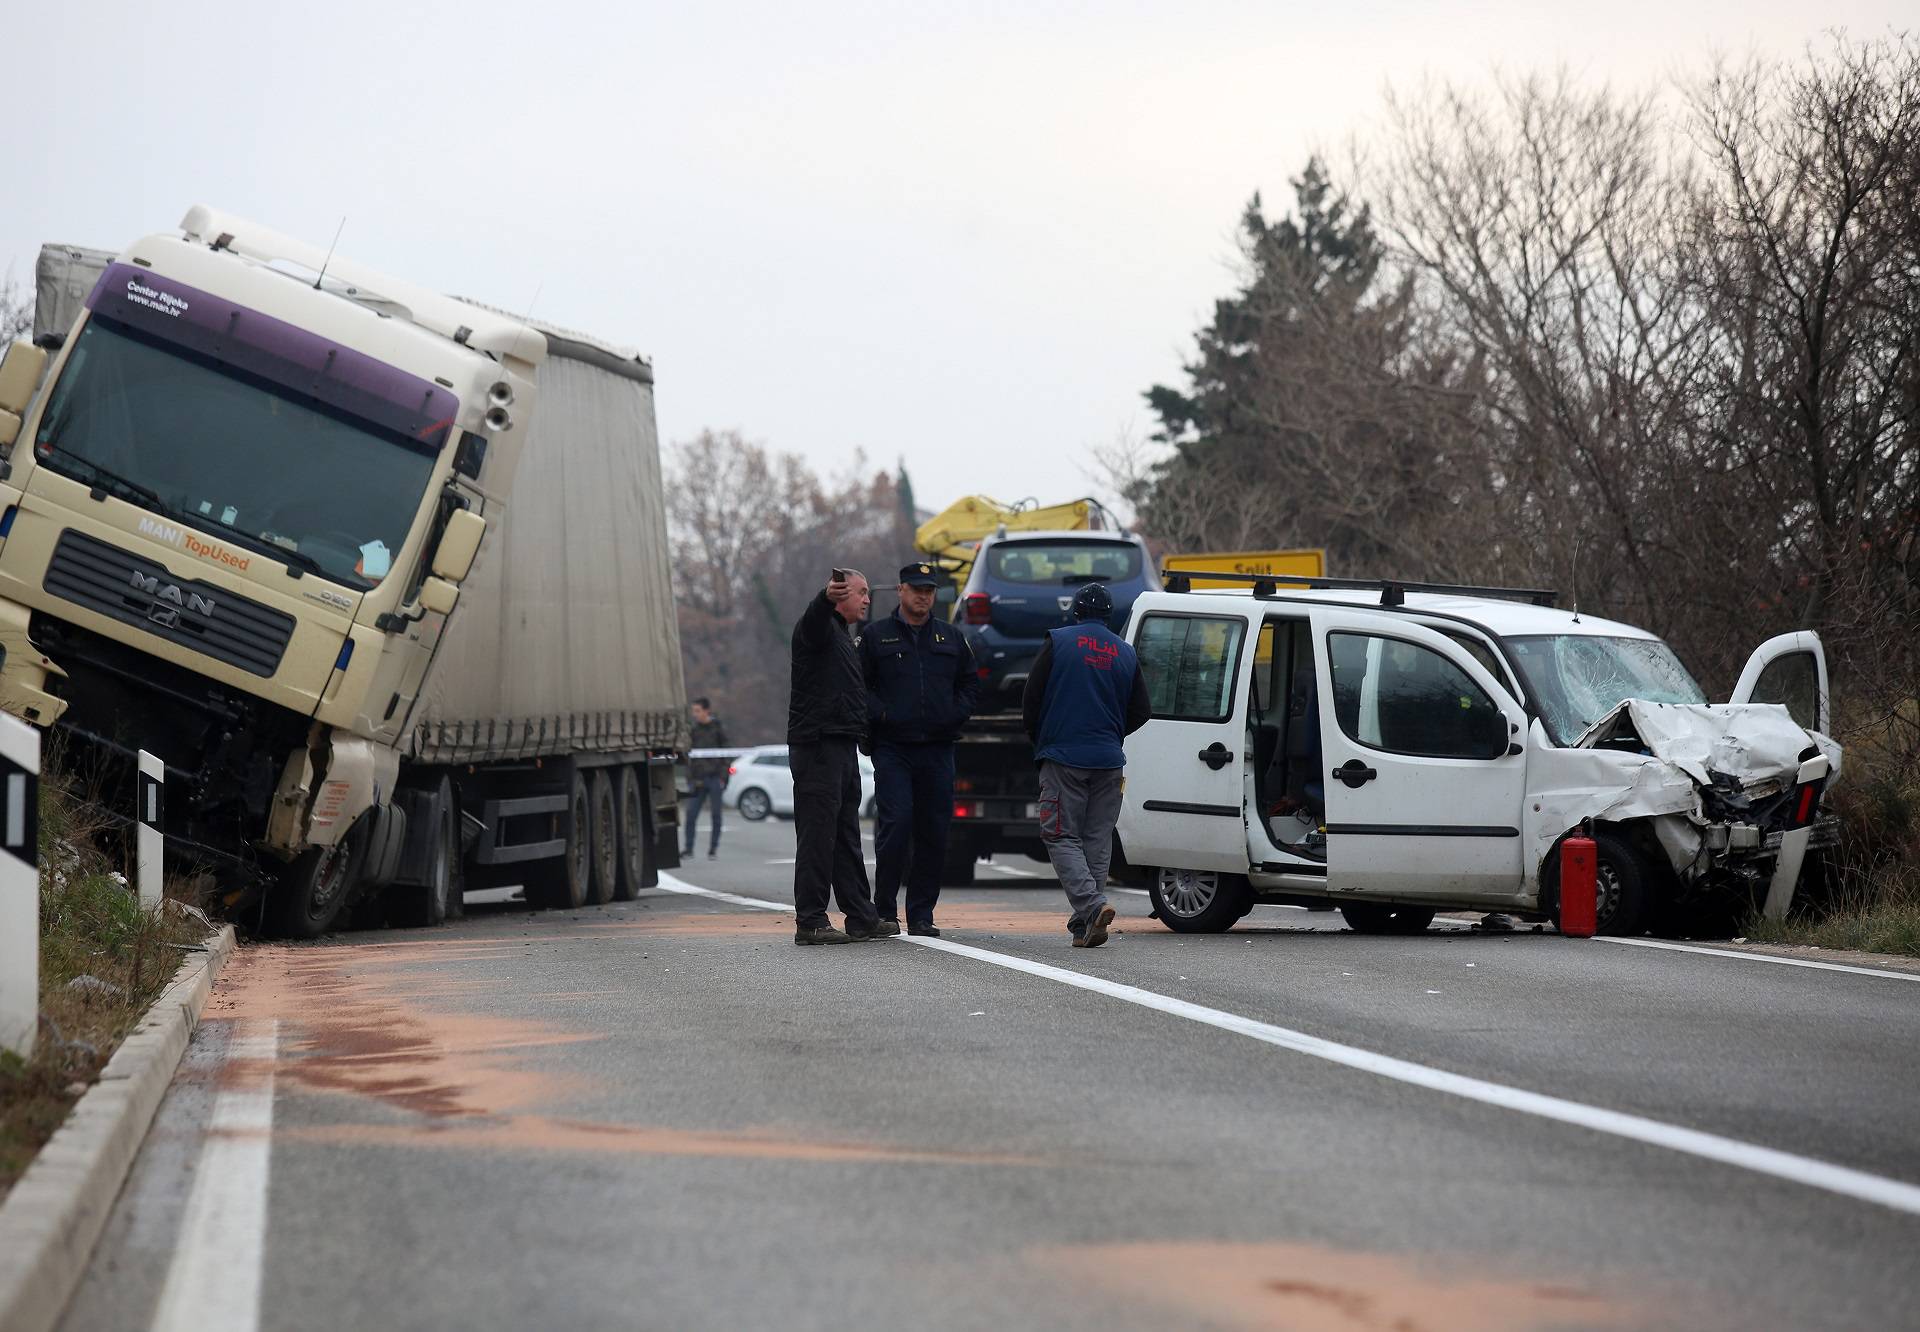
[1116,576,1838,936]
[0,208,540,930]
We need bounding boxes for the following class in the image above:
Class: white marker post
[0,713,41,1058]
[137,749,164,910]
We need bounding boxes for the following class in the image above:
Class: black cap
[899,562,941,587]
[1070,583,1113,621]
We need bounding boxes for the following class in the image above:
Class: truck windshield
[1506,634,1708,745]
[33,317,437,590]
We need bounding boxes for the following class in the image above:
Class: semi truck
[2,207,685,936]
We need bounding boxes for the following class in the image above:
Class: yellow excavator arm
[913,495,1110,600]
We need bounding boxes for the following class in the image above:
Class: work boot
[794,925,851,945]
[907,922,941,938]
[845,919,899,941]
[1080,905,1116,949]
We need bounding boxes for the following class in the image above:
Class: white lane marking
[654,874,1920,1218]
[1595,936,1920,984]
[981,863,1045,879]
[151,1019,279,1332]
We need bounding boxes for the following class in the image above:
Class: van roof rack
[1158,570,1558,608]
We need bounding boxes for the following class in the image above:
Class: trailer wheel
[528,770,593,910]
[269,821,370,939]
[613,766,649,901]
[585,771,618,905]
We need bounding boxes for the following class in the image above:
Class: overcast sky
[8,2,1907,521]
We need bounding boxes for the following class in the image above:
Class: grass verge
[0,766,210,1198]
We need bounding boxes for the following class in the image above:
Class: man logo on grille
[128,571,216,619]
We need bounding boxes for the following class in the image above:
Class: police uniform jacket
[788,591,867,743]
[860,609,981,745]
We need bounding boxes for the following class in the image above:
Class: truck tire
[528,770,593,910]
[1338,902,1436,935]
[613,766,650,901]
[587,771,618,906]
[394,779,461,928]
[1148,867,1251,933]
[738,787,772,821]
[940,843,977,887]
[269,821,370,939]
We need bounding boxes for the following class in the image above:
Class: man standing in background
[1022,583,1151,949]
[860,561,980,937]
[788,570,885,944]
[683,697,729,860]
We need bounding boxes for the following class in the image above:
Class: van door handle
[1197,742,1233,770]
[1332,759,1377,788]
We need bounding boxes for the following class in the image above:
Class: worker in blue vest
[1022,583,1151,948]
[859,561,981,936]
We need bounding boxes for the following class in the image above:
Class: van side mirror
[0,341,48,417]
[431,509,486,584]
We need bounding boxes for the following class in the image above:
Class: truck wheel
[1148,867,1251,933]
[614,766,649,901]
[1338,903,1436,935]
[528,770,593,910]
[940,843,977,887]
[269,822,369,939]
[587,771,618,905]
[738,787,772,821]
[397,779,461,928]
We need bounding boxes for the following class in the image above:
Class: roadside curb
[0,924,237,1332]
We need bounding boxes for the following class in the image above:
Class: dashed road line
[654,873,1920,1219]
[1594,936,1920,983]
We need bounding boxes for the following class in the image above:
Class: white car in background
[724,745,877,820]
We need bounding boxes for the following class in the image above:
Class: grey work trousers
[1036,761,1125,936]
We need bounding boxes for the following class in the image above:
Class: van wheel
[1339,903,1436,935]
[614,766,650,900]
[528,770,593,910]
[269,821,369,939]
[1149,867,1251,933]
[1544,830,1651,936]
[587,771,618,905]
[738,787,772,821]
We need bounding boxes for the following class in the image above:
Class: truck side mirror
[419,577,459,615]
[0,341,49,417]
[431,509,486,584]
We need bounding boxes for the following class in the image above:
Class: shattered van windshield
[1506,634,1707,745]
[34,317,437,590]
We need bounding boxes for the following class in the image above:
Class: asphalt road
[60,816,1920,1331]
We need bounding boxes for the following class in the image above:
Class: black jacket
[788,591,867,743]
[860,610,980,745]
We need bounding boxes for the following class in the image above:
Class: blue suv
[957,530,1156,712]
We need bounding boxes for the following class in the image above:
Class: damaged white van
[1116,575,1840,937]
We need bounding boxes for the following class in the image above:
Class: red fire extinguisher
[1559,823,1598,937]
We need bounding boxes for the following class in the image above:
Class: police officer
[859,561,981,937]
[1023,583,1151,948]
